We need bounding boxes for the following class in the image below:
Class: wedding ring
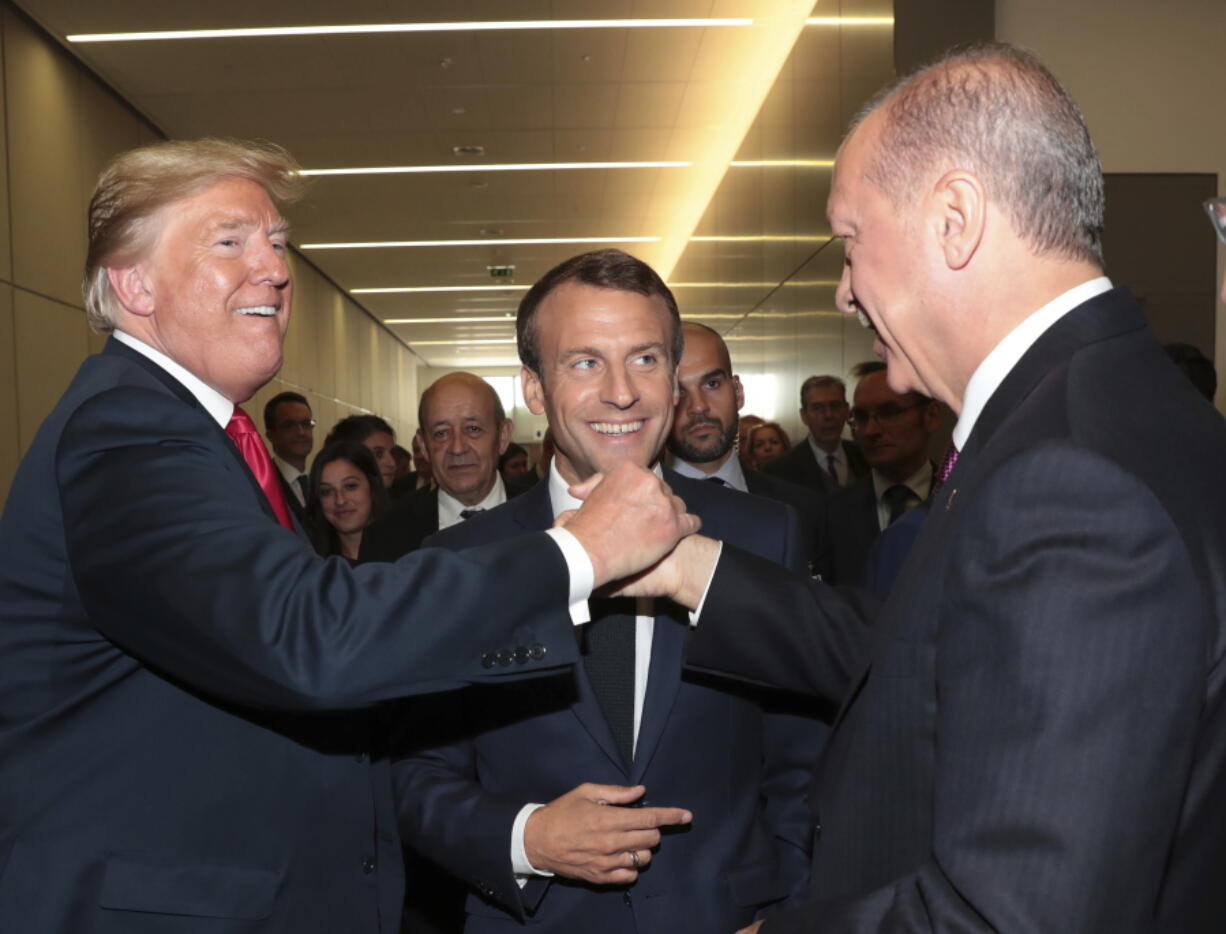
[629,850,640,869]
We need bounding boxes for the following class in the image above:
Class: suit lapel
[629,604,686,783]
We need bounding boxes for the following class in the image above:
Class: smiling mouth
[590,420,643,436]
[236,305,279,317]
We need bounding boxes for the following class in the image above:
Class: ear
[922,400,942,432]
[106,265,156,317]
[521,366,546,416]
[732,374,745,412]
[497,418,514,455]
[929,170,985,271]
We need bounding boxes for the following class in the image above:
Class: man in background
[263,389,315,521]
[765,375,866,494]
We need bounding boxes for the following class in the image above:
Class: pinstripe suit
[686,288,1226,932]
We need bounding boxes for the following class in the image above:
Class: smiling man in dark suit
[0,140,699,932]
[623,43,1226,933]
[396,249,821,934]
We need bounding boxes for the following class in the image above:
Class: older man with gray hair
[0,138,697,932]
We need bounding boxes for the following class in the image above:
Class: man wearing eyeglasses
[765,375,867,495]
[263,390,316,519]
[815,360,939,585]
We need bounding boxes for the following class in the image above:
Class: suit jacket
[687,287,1226,931]
[813,474,880,586]
[275,464,312,529]
[360,473,539,564]
[765,438,867,496]
[0,339,581,933]
[743,466,824,569]
[395,469,825,934]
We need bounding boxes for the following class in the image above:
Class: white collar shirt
[437,474,508,531]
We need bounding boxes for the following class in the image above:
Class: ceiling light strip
[303,236,659,249]
[729,159,834,168]
[805,17,894,26]
[300,161,690,176]
[384,316,514,324]
[67,19,753,43]
[411,338,519,346]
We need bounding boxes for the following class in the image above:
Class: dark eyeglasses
[277,418,316,431]
[1205,197,1226,246]
[849,402,923,431]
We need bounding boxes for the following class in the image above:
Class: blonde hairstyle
[748,422,791,460]
[83,138,307,332]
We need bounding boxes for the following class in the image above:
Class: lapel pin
[945,488,958,512]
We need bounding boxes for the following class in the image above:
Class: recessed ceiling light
[302,236,660,249]
[352,285,531,294]
[67,19,754,43]
[299,160,692,176]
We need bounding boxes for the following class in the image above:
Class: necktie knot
[226,405,295,531]
[882,484,916,525]
[459,507,485,520]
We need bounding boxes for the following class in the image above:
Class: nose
[835,261,857,317]
[447,431,467,455]
[602,363,639,410]
[251,235,290,288]
[682,384,707,416]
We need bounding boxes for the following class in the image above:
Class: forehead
[679,327,729,374]
[536,281,672,352]
[322,458,362,480]
[827,110,884,224]
[156,177,284,239]
[854,371,904,406]
[804,384,846,405]
[274,400,310,418]
[425,379,496,424]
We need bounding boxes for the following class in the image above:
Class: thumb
[587,783,646,806]
[567,471,605,502]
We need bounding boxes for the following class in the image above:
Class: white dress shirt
[668,451,748,492]
[809,435,847,486]
[273,455,310,507]
[870,462,933,532]
[437,474,508,531]
[954,277,1113,450]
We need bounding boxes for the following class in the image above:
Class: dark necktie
[295,474,310,504]
[705,476,726,485]
[882,484,916,526]
[826,453,840,487]
[931,443,960,498]
[583,597,637,769]
[459,508,485,520]
[225,406,295,531]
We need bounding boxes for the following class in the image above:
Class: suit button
[514,646,530,664]
[481,652,496,669]
[622,892,632,907]
[362,856,376,874]
[813,821,822,841]
[529,643,546,660]
[497,650,513,667]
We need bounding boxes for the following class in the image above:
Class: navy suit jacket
[688,288,1226,932]
[395,469,824,934]
[765,438,867,496]
[0,339,581,933]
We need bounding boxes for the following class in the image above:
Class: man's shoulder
[745,468,822,513]
[768,442,814,473]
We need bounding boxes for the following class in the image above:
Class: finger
[678,512,702,536]
[553,508,578,528]
[583,783,646,806]
[567,472,604,502]
[615,828,663,851]
[636,805,693,828]
[600,867,638,885]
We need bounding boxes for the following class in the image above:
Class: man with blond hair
[0,139,696,931]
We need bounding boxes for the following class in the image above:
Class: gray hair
[852,42,1104,267]
[84,138,307,332]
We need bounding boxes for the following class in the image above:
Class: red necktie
[225,405,295,531]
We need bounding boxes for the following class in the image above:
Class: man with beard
[668,322,823,570]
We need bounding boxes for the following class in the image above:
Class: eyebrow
[699,367,729,382]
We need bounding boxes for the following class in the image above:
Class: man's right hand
[523,782,692,885]
[563,462,700,588]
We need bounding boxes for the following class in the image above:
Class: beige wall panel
[13,292,88,450]
[0,27,10,284]
[77,76,142,208]
[4,11,84,306]
[0,286,17,496]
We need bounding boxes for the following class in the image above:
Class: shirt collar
[667,451,747,493]
[272,454,307,482]
[808,434,844,464]
[870,461,933,504]
[113,329,235,429]
[548,459,665,519]
[437,473,507,529]
[953,277,1112,450]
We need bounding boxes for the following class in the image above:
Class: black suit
[765,438,867,496]
[361,473,539,563]
[687,287,1226,931]
[0,339,581,932]
[743,467,824,569]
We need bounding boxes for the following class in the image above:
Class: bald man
[360,373,537,562]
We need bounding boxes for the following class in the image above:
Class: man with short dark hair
[765,375,866,494]
[626,43,1226,932]
[397,249,819,934]
[263,390,315,517]
[360,372,534,562]
[816,360,939,585]
[499,442,531,480]
[668,321,823,568]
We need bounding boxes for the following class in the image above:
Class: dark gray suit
[765,438,867,496]
[688,288,1226,931]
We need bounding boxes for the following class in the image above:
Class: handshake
[557,461,721,611]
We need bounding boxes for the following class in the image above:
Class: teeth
[236,305,277,316]
[856,308,871,329]
[591,421,643,436]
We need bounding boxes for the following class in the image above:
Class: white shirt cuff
[687,540,723,626]
[511,802,553,883]
[545,527,594,625]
